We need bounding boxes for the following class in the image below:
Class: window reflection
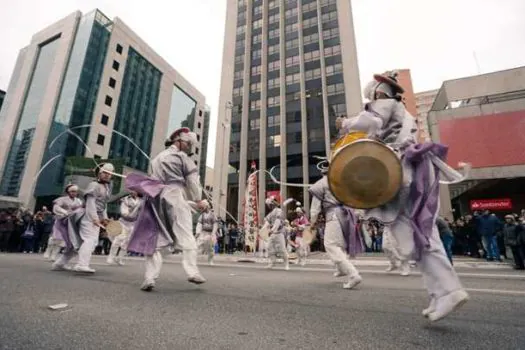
[167,84,197,139]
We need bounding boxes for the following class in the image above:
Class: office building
[213,0,362,221]
[415,89,439,142]
[428,66,525,219]
[0,9,207,209]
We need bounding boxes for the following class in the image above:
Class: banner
[470,198,512,211]
[243,171,259,251]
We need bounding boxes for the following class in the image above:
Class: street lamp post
[219,101,233,218]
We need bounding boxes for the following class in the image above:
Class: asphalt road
[1,254,524,350]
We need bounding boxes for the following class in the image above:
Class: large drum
[328,132,403,209]
[105,220,123,239]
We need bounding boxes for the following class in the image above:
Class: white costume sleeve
[186,173,202,202]
[85,196,98,222]
[310,197,322,224]
[212,217,219,237]
[53,200,68,217]
[271,215,282,233]
[196,214,203,236]
[120,200,130,218]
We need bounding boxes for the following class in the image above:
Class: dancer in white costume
[125,127,207,291]
[52,163,114,273]
[309,168,363,290]
[291,207,310,266]
[383,228,410,276]
[107,191,142,266]
[337,71,469,321]
[196,200,219,265]
[262,196,290,270]
[44,184,83,261]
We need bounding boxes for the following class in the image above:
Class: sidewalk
[161,252,514,269]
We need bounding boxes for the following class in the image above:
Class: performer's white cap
[65,184,78,193]
[99,163,114,174]
[170,127,198,146]
[295,207,303,214]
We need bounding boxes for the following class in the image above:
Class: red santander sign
[470,198,512,211]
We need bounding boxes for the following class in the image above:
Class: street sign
[470,198,512,211]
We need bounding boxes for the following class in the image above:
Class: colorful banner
[243,171,259,251]
[470,198,512,211]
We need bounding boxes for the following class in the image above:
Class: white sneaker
[117,257,125,266]
[428,290,469,322]
[422,298,437,317]
[385,264,398,272]
[73,265,96,273]
[265,264,274,269]
[400,262,410,276]
[106,257,117,265]
[300,260,306,266]
[208,260,215,266]
[51,263,68,271]
[188,274,206,284]
[140,280,155,292]
[343,275,362,289]
[284,264,290,271]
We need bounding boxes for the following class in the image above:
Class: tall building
[395,69,417,117]
[213,0,362,221]
[415,89,439,142]
[0,9,208,209]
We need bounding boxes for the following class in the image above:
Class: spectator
[0,210,15,252]
[229,223,239,254]
[39,206,54,253]
[436,216,454,264]
[474,210,503,262]
[503,215,525,270]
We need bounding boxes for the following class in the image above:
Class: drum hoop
[105,220,122,236]
[328,139,403,209]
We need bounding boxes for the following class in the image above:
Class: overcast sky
[1,0,524,168]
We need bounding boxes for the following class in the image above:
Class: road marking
[465,288,525,296]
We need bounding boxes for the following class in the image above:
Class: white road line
[465,288,525,296]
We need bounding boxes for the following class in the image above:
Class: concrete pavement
[0,253,524,349]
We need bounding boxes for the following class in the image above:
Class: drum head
[258,226,270,241]
[302,226,317,245]
[328,139,403,209]
[105,220,122,238]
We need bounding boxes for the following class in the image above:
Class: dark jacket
[436,217,453,238]
[503,222,524,246]
[475,214,502,237]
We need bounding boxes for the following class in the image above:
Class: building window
[105,96,113,106]
[268,77,280,89]
[324,45,341,57]
[325,63,343,76]
[285,8,298,19]
[321,11,338,23]
[250,118,261,129]
[197,134,201,141]
[250,82,261,93]
[251,65,262,76]
[285,55,300,68]
[269,29,280,39]
[286,91,301,102]
[268,60,280,72]
[236,25,246,35]
[252,49,262,60]
[323,28,339,40]
[285,23,298,34]
[236,39,245,49]
[268,96,280,107]
[252,19,263,30]
[101,114,109,125]
[269,0,278,9]
[96,134,105,146]
[250,100,261,111]
[252,34,262,44]
[286,73,300,85]
[320,0,337,7]
[285,38,299,50]
[303,32,319,45]
[253,5,263,15]
[195,148,199,155]
[304,50,320,62]
[327,83,345,96]
[269,13,279,24]
[116,44,123,54]
[329,103,346,116]
[302,1,317,12]
[268,114,280,127]
[234,71,243,80]
[305,68,321,81]
[112,60,120,71]
[233,87,243,97]
[268,44,280,55]
[235,54,244,64]
[109,77,116,88]
[303,17,318,29]
[268,135,281,147]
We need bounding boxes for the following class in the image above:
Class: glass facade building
[0,9,208,209]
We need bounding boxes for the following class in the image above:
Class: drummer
[107,191,143,266]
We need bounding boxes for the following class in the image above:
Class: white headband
[100,163,115,173]
[67,185,79,192]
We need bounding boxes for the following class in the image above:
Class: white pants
[143,188,201,282]
[388,213,463,299]
[109,231,130,259]
[55,217,99,268]
[295,237,309,264]
[43,236,64,261]
[268,233,289,265]
[382,227,405,266]
[324,220,360,277]
[197,232,215,262]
